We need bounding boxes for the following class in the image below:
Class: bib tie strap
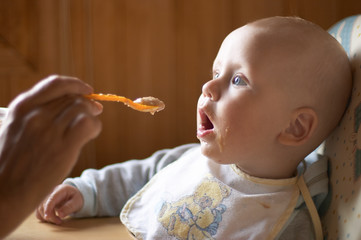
[297,174,323,240]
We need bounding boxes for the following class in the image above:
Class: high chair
[320,14,361,240]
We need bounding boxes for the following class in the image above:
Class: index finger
[8,75,93,114]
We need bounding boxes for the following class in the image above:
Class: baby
[37,16,352,239]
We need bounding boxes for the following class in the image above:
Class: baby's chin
[199,141,233,165]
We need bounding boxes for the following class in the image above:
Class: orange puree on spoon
[85,93,165,115]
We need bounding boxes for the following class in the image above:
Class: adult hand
[0,75,102,238]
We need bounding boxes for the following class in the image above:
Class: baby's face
[197,24,294,172]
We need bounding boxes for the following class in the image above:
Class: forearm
[66,144,198,218]
[0,183,43,238]
[64,157,167,217]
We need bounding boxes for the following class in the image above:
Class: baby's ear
[278,108,318,146]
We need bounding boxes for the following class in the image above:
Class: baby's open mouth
[198,109,214,131]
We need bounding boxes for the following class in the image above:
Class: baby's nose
[202,79,220,101]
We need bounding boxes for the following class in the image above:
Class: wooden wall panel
[232,0,288,26]
[174,0,231,152]
[0,0,360,177]
[0,0,39,99]
[88,0,180,169]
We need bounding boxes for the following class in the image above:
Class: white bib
[120,147,305,240]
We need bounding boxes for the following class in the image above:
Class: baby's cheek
[215,126,230,153]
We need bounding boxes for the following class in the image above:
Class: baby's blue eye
[232,75,247,86]
[214,73,220,79]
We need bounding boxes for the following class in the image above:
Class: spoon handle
[85,93,164,114]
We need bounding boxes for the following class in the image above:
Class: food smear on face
[85,93,165,115]
[216,127,229,153]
